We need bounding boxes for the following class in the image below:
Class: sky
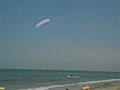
[0,0,120,71]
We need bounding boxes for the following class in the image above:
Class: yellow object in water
[82,86,91,90]
[0,87,5,90]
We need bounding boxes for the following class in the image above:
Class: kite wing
[36,19,50,28]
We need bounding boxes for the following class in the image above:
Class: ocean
[0,69,120,90]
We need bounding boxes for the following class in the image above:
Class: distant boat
[66,75,80,78]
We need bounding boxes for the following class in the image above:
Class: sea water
[0,69,120,90]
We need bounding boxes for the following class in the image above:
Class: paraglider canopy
[36,18,50,28]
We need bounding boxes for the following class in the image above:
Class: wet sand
[48,81,120,90]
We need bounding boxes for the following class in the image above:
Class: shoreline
[48,80,120,90]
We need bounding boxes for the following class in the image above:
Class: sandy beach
[92,81,120,90]
[48,81,120,90]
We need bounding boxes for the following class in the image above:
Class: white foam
[18,84,75,90]
[78,79,120,85]
[19,79,120,90]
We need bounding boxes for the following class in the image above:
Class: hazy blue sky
[0,0,120,71]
